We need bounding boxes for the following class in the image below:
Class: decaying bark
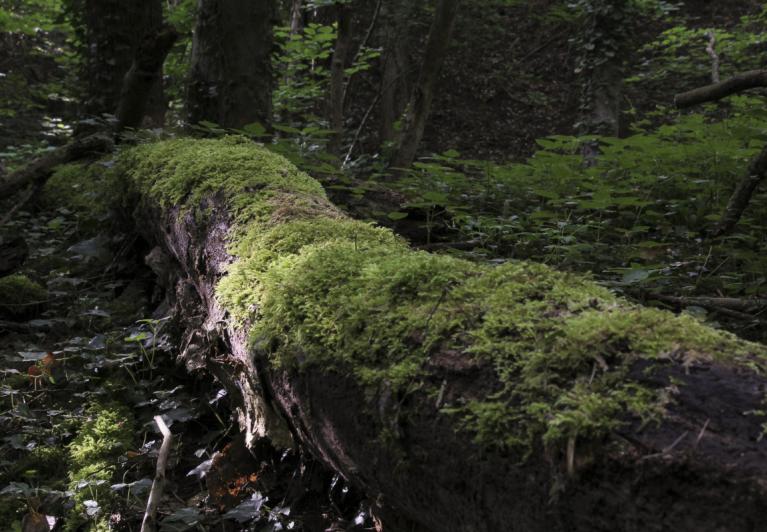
[126,138,767,531]
[0,134,113,199]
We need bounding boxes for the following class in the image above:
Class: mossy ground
[0,273,47,317]
[42,162,111,226]
[65,403,135,532]
[120,137,767,455]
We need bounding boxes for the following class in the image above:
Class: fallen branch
[140,415,173,532]
[0,134,113,199]
[712,143,767,236]
[642,292,766,322]
[674,69,767,108]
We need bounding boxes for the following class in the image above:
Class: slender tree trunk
[83,0,165,123]
[575,0,627,164]
[390,0,459,170]
[328,2,354,155]
[187,0,276,129]
[115,25,179,132]
[290,0,304,35]
[379,5,410,146]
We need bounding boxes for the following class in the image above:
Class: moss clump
[0,274,47,318]
[119,135,324,227]
[121,137,767,457]
[65,403,134,531]
[42,163,111,225]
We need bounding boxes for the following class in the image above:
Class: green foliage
[631,9,767,86]
[390,96,767,306]
[0,0,69,34]
[66,403,134,531]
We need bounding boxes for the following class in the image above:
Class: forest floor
[0,180,374,530]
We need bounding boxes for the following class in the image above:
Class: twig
[141,415,173,532]
[705,30,720,84]
[693,418,710,450]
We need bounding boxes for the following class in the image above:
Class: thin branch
[141,415,173,532]
[711,143,767,236]
[674,69,767,108]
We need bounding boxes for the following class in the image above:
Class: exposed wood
[116,24,178,131]
[0,134,113,199]
[390,0,460,171]
[674,69,767,108]
[140,415,173,532]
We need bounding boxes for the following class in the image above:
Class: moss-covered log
[120,137,767,531]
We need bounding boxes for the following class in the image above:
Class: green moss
[66,403,134,532]
[119,135,324,225]
[120,137,767,457]
[0,274,47,317]
[42,163,108,219]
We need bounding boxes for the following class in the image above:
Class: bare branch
[140,415,173,532]
[705,30,720,83]
[674,70,767,108]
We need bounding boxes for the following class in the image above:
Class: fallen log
[0,133,113,199]
[118,136,767,531]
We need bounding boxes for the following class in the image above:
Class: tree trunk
[378,0,411,146]
[82,0,165,123]
[390,0,459,170]
[121,136,767,532]
[328,2,354,155]
[186,0,276,129]
[115,25,179,132]
[575,0,627,165]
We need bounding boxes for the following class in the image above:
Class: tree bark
[124,137,767,532]
[378,0,411,146]
[115,25,179,132]
[328,2,354,155]
[82,0,165,123]
[390,0,459,170]
[186,0,276,129]
[712,142,767,236]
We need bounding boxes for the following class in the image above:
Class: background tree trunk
[186,0,276,129]
[328,2,354,155]
[378,0,412,146]
[390,0,460,170]
[83,0,165,124]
